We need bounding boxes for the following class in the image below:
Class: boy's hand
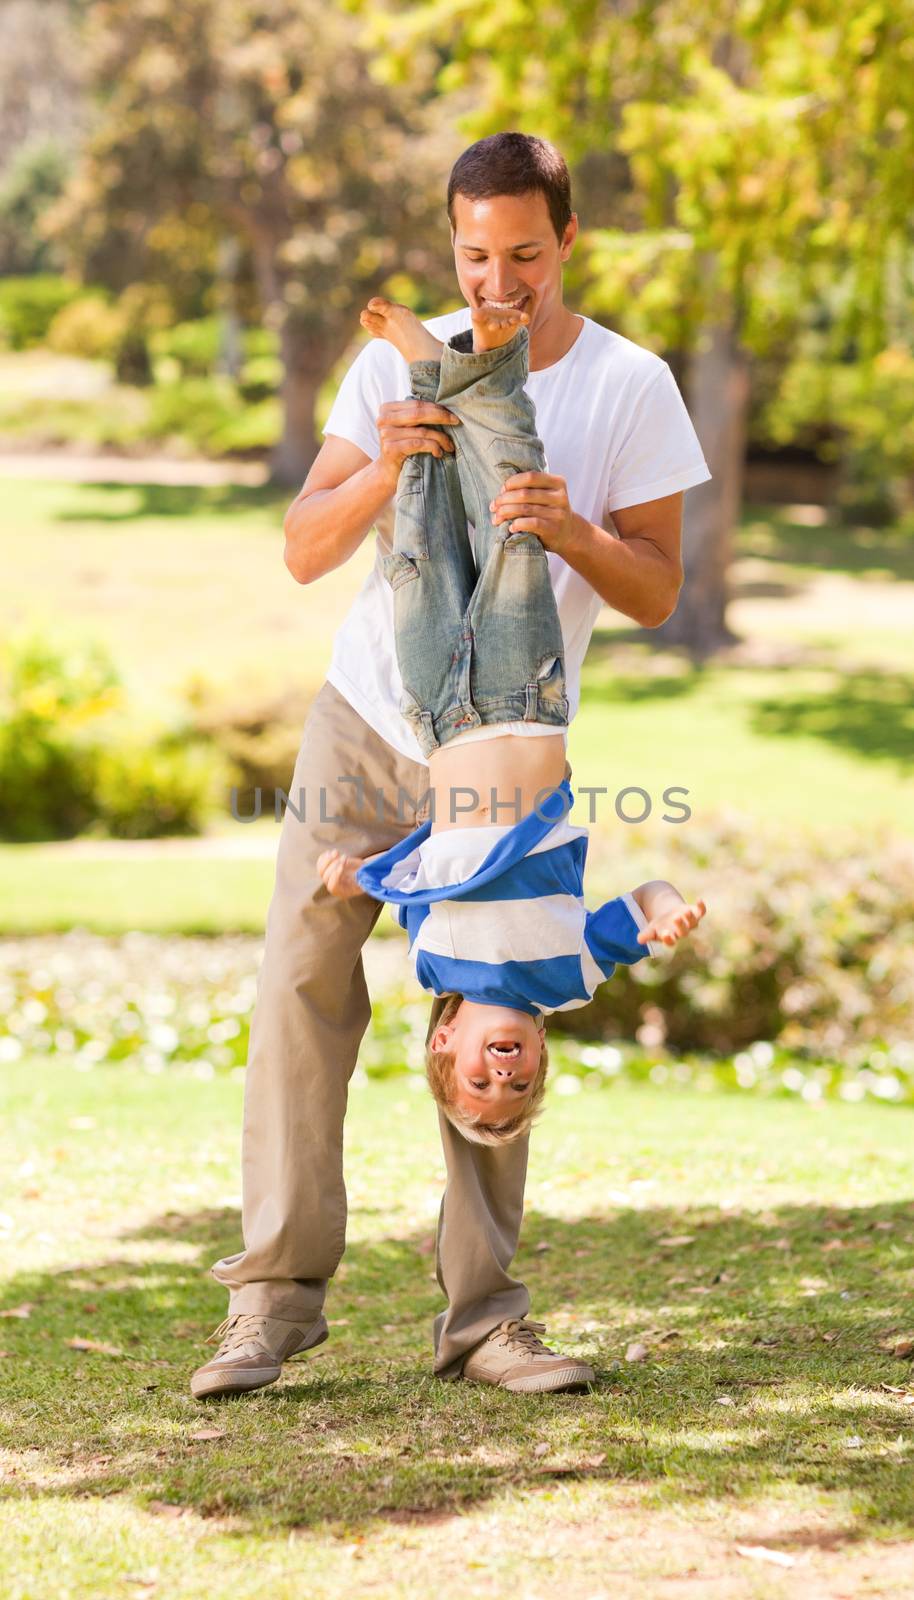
[637,898,707,948]
[490,471,576,551]
[317,847,370,900]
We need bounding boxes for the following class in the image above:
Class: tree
[353,0,914,654]
[50,0,461,482]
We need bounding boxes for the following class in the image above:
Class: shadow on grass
[53,482,289,525]
[739,509,914,585]
[2,1199,914,1536]
[579,650,914,770]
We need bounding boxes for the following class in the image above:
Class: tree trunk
[653,312,750,657]
[271,320,325,486]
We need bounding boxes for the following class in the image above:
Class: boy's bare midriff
[428,732,567,831]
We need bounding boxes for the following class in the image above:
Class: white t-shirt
[322,307,711,764]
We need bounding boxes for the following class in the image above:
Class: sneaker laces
[491,1318,554,1356]
[204,1313,272,1360]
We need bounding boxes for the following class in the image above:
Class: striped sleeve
[583,893,660,979]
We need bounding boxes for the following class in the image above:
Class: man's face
[432,999,545,1125]
[450,190,577,337]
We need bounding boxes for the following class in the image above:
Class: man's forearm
[283,458,397,584]
[562,512,682,627]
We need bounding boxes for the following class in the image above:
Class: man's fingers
[379,401,461,424]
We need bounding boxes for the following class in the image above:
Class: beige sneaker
[461,1318,595,1394]
[189,1311,328,1399]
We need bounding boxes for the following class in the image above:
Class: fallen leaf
[735,1545,795,1569]
[124,1576,158,1590]
[893,1337,914,1359]
[821,1330,842,1343]
[625,1341,649,1363]
[534,1241,552,1253]
[656,1329,681,1345]
[533,1442,549,1458]
[327,1318,349,1327]
[822,1239,844,1252]
[189,1429,226,1443]
[0,1351,12,1359]
[880,1383,908,1394]
[658,1235,695,1248]
[416,1235,436,1256]
[0,1304,32,1319]
[715,1395,735,1406]
[66,1338,123,1356]
[844,1435,863,1449]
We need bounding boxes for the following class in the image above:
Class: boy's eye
[471,1080,487,1090]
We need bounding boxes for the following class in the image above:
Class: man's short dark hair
[447,132,573,246]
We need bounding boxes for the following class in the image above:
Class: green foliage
[151,316,223,378]
[146,376,280,453]
[92,739,223,839]
[45,290,123,361]
[0,274,82,350]
[0,634,224,841]
[0,140,70,276]
[764,345,914,522]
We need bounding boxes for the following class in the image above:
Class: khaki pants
[211,680,545,1377]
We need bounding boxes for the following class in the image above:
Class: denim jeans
[382,325,569,759]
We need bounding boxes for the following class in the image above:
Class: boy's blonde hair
[425,993,549,1146]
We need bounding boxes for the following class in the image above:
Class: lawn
[2,1060,913,1597]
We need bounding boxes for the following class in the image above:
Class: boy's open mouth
[488,1041,521,1058]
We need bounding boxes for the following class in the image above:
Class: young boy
[318,298,707,1144]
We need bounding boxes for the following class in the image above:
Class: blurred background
[1,0,912,1106]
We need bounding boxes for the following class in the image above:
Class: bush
[0,274,82,349]
[151,316,223,378]
[180,673,313,793]
[92,738,226,838]
[0,634,224,840]
[569,815,914,1064]
[146,375,280,454]
[46,292,123,361]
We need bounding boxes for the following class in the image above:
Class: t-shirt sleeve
[321,341,402,462]
[605,362,711,514]
[584,891,663,978]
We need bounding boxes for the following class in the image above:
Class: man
[191,131,711,1400]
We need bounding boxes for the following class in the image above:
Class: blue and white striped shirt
[356,780,662,1017]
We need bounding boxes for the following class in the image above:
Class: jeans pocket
[487,431,544,483]
[382,551,422,591]
[395,457,429,559]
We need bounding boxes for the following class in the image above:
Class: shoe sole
[190,1323,329,1400]
[465,1364,595,1394]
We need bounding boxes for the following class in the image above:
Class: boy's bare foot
[471,303,530,353]
[317,847,368,900]
[637,897,707,949]
[360,298,443,364]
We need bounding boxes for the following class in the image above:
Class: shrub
[568,815,914,1063]
[92,738,226,838]
[0,634,225,840]
[0,274,82,349]
[46,292,123,361]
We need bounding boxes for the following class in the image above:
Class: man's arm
[565,491,684,628]
[489,473,684,627]
[283,400,461,585]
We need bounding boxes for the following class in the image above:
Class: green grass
[0,846,277,934]
[2,1061,914,1595]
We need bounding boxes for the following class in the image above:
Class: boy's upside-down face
[431,1000,545,1124]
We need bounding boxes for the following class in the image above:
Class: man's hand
[489,471,576,553]
[376,400,461,491]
